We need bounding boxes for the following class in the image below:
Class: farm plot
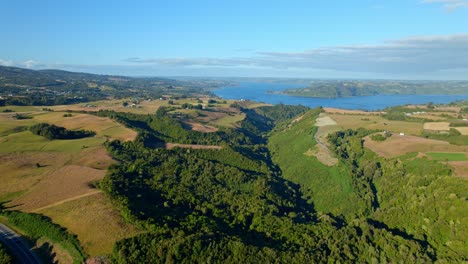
[330,113,424,135]
[454,127,468,135]
[423,122,450,131]
[364,134,468,158]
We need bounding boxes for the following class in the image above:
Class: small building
[399,132,405,136]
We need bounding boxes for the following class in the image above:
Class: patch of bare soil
[183,121,218,133]
[305,114,339,166]
[448,161,468,178]
[315,113,338,127]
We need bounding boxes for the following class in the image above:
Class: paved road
[0,223,41,264]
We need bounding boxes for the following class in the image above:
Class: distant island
[268,80,468,98]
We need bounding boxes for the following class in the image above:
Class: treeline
[0,211,87,263]
[29,123,95,140]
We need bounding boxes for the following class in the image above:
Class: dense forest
[94,104,466,263]
[271,80,468,98]
[29,123,96,140]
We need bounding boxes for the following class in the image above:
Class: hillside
[270,80,468,98]
[0,66,227,106]
[0,98,466,263]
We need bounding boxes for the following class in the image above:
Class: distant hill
[0,66,222,106]
[270,80,468,98]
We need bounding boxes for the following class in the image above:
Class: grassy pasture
[39,193,140,257]
[426,152,468,161]
[269,109,364,217]
[211,113,246,127]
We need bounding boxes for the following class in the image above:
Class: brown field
[39,192,140,256]
[329,113,424,135]
[423,122,450,131]
[165,143,222,150]
[364,134,468,158]
[323,108,383,115]
[454,127,468,135]
[0,152,71,202]
[8,165,105,211]
[448,161,468,178]
[183,121,218,132]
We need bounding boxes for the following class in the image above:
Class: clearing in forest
[165,143,222,150]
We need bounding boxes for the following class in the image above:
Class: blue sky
[1,0,468,79]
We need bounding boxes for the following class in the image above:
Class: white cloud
[124,34,468,77]
[22,60,40,69]
[0,59,43,69]
[421,0,468,11]
[0,59,14,67]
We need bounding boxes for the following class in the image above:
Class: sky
[1,0,468,79]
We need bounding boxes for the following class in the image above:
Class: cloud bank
[421,0,468,11]
[124,34,468,78]
[2,34,468,79]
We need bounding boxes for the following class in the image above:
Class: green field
[426,152,468,161]
[268,109,365,217]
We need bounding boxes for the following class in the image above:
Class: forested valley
[94,104,466,263]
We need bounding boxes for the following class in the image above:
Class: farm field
[0,109,139,257]
[329,113,424,135]
[423,122,450,131]
[455,127,468,135]
[426,152,468,161]
[364,134,467,158]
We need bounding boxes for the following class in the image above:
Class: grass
[426,152,468,161]
[268,109,365,218]
[39,192,140,257]
[0,110,139,257]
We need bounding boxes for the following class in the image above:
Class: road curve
[0,223,42,264]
